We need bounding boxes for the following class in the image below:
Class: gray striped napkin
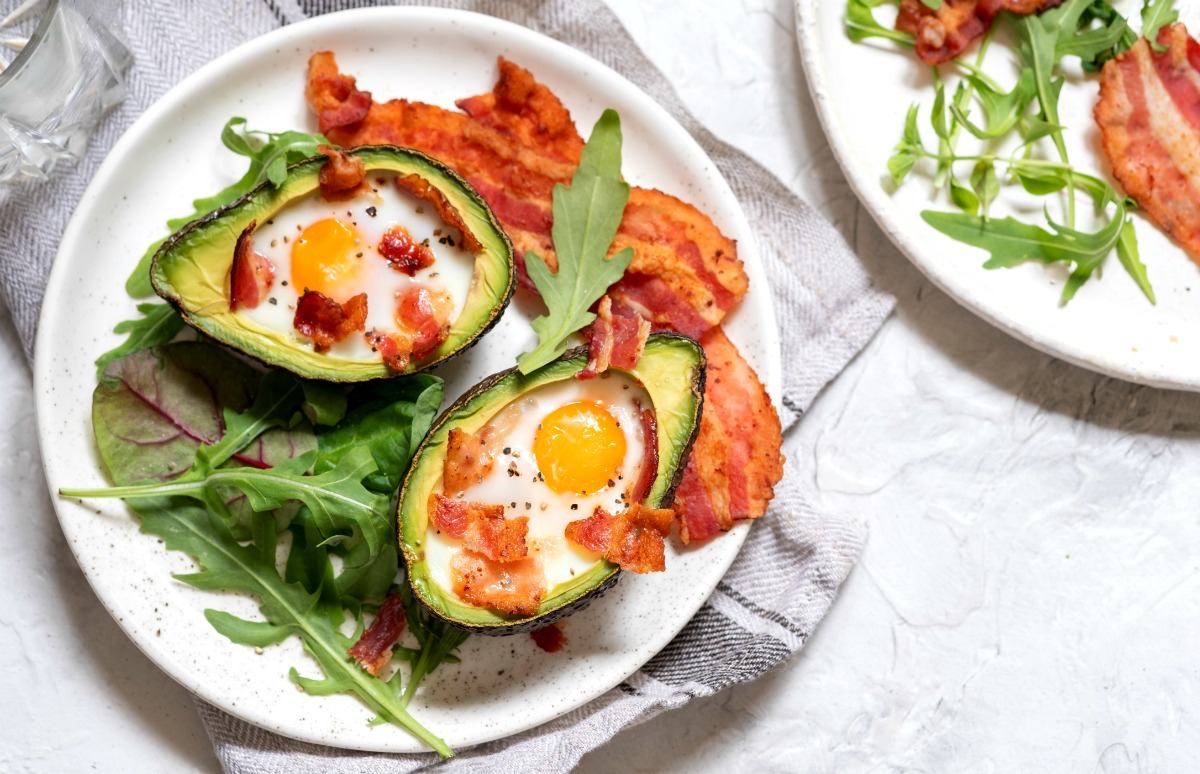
[1,0,894,770]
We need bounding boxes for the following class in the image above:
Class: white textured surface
[4,0,1197,771]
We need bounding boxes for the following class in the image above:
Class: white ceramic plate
[35,7,780,754]
[797,1,1200,390]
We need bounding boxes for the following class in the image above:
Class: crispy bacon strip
[895,0,1062,65]
[394,173,484,252]
[578,296,651,379]
[1096,24,1200,262]
[379,224,436,275]
[451,551,544,616]
[673,328,783,544]
[457,58,585,165]
[293,290,367,351]
[229,220,274,311]
[530,623,568,653]
[347,592,406,676]
[305,52,746,338]
[317,144,365,200]
[429,494,529,562]
[565,504,674,574]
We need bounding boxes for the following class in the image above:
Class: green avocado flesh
[151,145,515,382]
[397,333,707,635]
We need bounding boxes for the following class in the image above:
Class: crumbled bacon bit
[394,173,484,252]
[444,426,499,495]
[530,623,567,653]
[578,296,651,379]
[564,504,673,574]
[395,286,452,361]
[293,290,368,351]
[229,220,275,311]
[347,592,407,676]
[430,494,529,562]
[364,329,411,371]
[316,144,366,201]
[451,550,544,616]
[379,223,436,275]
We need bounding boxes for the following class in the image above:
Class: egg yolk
[290,218,362,295]
[533,402,626,495]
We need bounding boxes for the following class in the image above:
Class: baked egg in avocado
[397,332,706,635]
[150,145,514,382]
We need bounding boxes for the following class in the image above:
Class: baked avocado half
[397,332,706,635]
[151,145,514,382]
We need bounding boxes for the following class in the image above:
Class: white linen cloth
[0,0,895,770]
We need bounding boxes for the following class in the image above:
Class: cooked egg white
[236,178,477,359]
[426,374,654,595]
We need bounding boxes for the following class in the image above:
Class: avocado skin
[150,145,515,383]
[397,332,707,636]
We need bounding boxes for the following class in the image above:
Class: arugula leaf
[399,583,471,707]
[922,204,1130,303]
[518,109,634,373]
[94,303,184,381]
[126,118,328,298]
[204,609,292,647]
[1116,217,1155,303]
[138,497,452,757]
[1142,0,1178,53]
[846,0,915,45]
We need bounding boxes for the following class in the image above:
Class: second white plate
[797,0,1200,391]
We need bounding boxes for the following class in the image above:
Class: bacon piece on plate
[530,622,568,653]
[229,220,274,311]
[673,327,783,544]
[393,173,484,252]
[451,551,545,616]
[565,504,674,574]
[895,0,1062,65]
[578,296,651,379]
[379,224,436,276]
[1096,24,1200,262]
[306,51,373,134]
[316,144,365,200]
[347,591,407,676]
[304,52,747,338]
[293,290,367,351]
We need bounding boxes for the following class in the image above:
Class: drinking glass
[0,0,132,182]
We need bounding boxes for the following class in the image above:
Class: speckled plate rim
[34,6,780,754]
[795,0,1200,392]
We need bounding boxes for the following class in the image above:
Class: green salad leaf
[1142,0,1179,53]
[125,117,328,298]
[517,109,634,374]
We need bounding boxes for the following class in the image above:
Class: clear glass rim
[0,0,63,92]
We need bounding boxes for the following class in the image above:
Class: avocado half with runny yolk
[150,145,515,382]
[397,333,706,635]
